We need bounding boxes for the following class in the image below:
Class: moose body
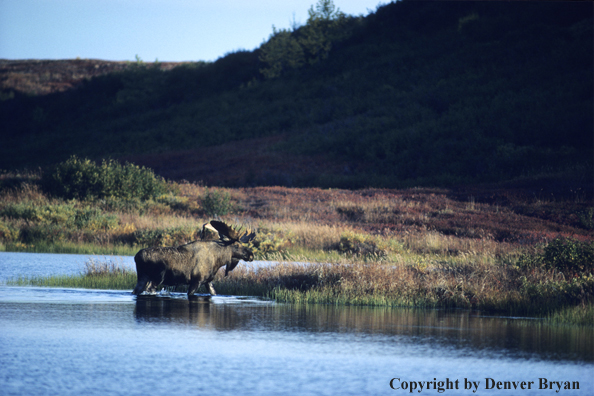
[132,221,254,297]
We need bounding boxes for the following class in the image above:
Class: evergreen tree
[259,0,349,78]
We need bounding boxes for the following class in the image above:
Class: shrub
[337,230,387,258]
[156,194,191,211]
[41,156,168,201]
[133,227,198,248]
[518,237,594,276]
[73,208,119,231]
[542,238,594,275]
[0,202,76,225]
[249,230,295,256]
[200,188,232,217]
[578,208,594,230]
[0,202,118,231]
[0,220,18,242]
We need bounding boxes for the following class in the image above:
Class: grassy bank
[5,256,592,327]
[212,252,593,318]
[0,241,138,255]
[1,175,592,325]
[6,258,137,290]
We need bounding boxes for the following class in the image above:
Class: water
[0,253,592,395]
[0,252,135,280]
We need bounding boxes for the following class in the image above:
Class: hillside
[0,58,185,96]
[0,0,592,191]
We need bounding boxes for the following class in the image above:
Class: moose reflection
[133,221,255,297]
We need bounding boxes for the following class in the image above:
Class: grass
[8,272,137,290]
[5,255,592,327]
[1,176,592,326]
[0,241,138,256]
[212,257,593,315]
[6,257,137,290]
[546,304,594,327]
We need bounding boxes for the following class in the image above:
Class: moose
[132,220,255,297]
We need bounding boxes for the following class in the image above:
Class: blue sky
[0,0,386,62]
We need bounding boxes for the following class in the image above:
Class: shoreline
[3,255,592,327]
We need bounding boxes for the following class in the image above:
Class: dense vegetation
[40,155,169,200]
[1,1,592,188]
[2,172,592,323]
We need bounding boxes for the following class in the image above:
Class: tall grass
[8,273,137,290]
[6,258,137,290]
[1,175,592,326]
[546,304,594,327]
[0,241,138,255]
[5,251,592,326]
[212,255,593,319]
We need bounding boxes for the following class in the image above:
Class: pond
[0,252,592,395]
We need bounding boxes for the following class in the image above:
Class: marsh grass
[2,180,593,325]
[6,257,137,290]
[5,253,592,326]
[0,241,138,256]
[8,272,137,290]
[212,257,593,320]
[546,303,594,327]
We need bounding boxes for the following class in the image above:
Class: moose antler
[200,222,220,241]
[209,220,255,244]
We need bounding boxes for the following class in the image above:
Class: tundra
[132,221,255,297]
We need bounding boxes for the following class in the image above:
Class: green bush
[520,274,594,312]
[337,230,387,258]
[18,223,70,244]
[542,238,594,275]
[1,202,118,231]
[133,227,198,248]
[248,230,295,256]
[518,237,594,276]
[0,220,18,242]
[41,156,168,201]
[1,202,76,225]
[200,188,232,217]
[156,193,191,211]
[73,207,119,231]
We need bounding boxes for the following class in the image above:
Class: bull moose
[132,220,255,297]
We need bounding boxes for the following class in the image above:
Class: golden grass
[1,178,592,324]
[212,257,590,317]
[1,180,591,260]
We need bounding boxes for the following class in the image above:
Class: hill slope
[1,1,592,190]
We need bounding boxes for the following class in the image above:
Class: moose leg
[207,282,217,296]
[146,281,158,293]
[187,278,202,297]
[132,276,150,295]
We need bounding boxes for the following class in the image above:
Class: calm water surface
[0,252,592,395]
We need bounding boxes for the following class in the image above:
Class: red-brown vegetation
[0,59,184,96]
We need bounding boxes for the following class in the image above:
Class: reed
[213,258,593,318]
[5,254,592,326]
[5,257,137,290]
[1,180,592,326]
[7,272,137,290]
[545,303,594,327]
[0,241,138,256]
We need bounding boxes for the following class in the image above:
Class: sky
[0,0,387,63]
